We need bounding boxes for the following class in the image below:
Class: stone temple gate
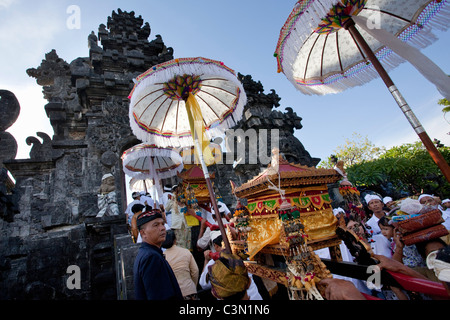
[0,9,319,299]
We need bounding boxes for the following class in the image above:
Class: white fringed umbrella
[122,143,183,199]
[128,57,247,252]
[129,177,154,193]
[128,57,246,148]
[275,0,450,181]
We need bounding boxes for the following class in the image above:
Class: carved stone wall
[0,90,20,223]
[0,9,320,299]
[0,9,173,299]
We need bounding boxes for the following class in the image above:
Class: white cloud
[0,0,16,9]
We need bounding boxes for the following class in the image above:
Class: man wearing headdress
[383,196,396,211]
[207,251,261,300]
[140,191,158,211]
[418,193,441,208]
[160,185,174,209]
[159,185,175,227]
[165,188,191,250]
[197,203,232,252]
[125,192,142,226]
[133,209,183,300]
[420,194,450,244]
[365,194,386,235]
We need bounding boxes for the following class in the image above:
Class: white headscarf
[383,196,393,204]
[364,194,382,205]
[418,194,433,203]
[101,173,113,180]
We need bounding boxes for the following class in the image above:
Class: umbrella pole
[193,138,232,253]
[182,91,232,253]
[143,176,148,194]
[344,19,450,183]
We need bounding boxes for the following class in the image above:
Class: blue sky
[1,0,450,163]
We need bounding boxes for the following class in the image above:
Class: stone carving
[238,73,281,109]
[97,173,119,218]
[0,167,20,222]
[100,150,118,168]
[0,89,20,131]
[0,90,20,164]
[0,90,20,222]
[0,132,18,165]
[26,50,74,102]
[26,132,53,160]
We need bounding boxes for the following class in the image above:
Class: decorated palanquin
[231,150,343,299]
[233,156,342,259]
[177,165,218,205]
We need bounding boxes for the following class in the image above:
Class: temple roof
[177,165,215,182]
[234,152,341,199]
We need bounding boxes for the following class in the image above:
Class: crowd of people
[126,184,251,300]
[324,177,450,300]
[126,181,450,301]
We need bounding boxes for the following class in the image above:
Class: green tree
[347,141,450,198]
[438,98,450,128]
[319,132,385,168]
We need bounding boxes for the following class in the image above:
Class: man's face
[420,196,438,207]
[140,218,167,247]
[368,199,384,212]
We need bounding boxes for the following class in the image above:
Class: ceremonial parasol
[129,177,154,193]
[122,143,184,199]
[275,0,450,182]
[128,57,247,252]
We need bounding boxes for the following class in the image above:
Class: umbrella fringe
[129,57,242,100]
[132,103,245,148]
[122,144,182,161]
[354,13,450,100]
[276,0,345,74]
[130,85,246,146]
[129,57,247,147]
[129,177,154,192]
[122,143,183,179]
[282,0,450,95]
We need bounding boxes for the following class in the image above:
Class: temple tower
[0,9,320,299]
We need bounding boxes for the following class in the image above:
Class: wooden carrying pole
[193,138,232,253]
[183,91,232,253]
[344,19,450,183]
